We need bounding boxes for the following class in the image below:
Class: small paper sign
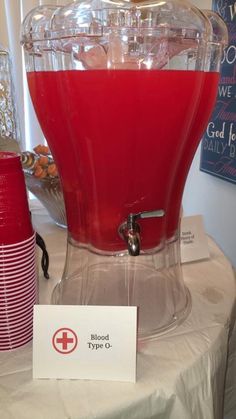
[33,305,137,383]
[180,215,210,264]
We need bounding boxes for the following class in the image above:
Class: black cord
[29,211,50,279]
[36,232,50,279]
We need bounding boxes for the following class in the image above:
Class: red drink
[166,71,220,240]
[27,69,203,251]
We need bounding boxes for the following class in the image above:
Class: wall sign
[200,0,236,184]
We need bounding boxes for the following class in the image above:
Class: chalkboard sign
[200,0,236,184]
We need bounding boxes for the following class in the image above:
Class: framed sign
[200,0,236,184]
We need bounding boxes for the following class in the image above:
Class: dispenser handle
[138,209,165,220]
[119,208,165,256]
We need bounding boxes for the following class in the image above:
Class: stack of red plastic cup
[0,152,37,351]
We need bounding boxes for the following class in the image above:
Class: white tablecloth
[0,200,236,419]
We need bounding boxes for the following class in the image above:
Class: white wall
[183,0,236,268]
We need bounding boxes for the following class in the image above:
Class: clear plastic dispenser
[21,1,227,340]
[0,45,21,153]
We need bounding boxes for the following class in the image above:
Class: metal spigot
[118,209,165,256]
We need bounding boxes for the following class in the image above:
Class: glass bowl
[24,172,67,228]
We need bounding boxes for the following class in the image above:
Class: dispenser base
[51,240,191,341]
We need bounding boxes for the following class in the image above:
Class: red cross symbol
[52,328,78,354]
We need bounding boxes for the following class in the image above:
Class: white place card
[33,305,137,383]
[180,215,210,264]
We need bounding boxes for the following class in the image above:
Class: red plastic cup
[0,272,36,290]
[0,279,36,298]
[0,244,35,262]
[0,315,33,333]
[0,293,37,314]
[0,234,35,251]
[0,257,36,275]
[0,152,33,245]
[0,282,36,304]
[0,317,34,335]
[0,154,37,351]
[0,307,34,325]
[0,329,33,350]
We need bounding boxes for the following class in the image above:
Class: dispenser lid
[21,0,211,43]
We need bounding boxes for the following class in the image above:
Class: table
[0,200,236,419]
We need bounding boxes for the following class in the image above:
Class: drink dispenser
[0,45,21,153]
[21,0,226,340]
